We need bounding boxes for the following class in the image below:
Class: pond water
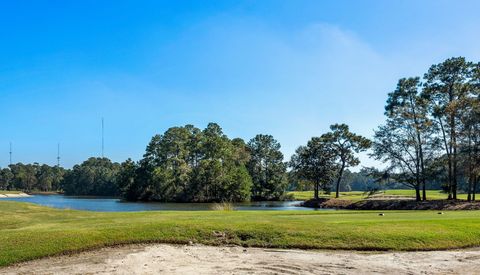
[2,194,326,212]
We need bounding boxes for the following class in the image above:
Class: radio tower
[101,117,105,158]
[57,143,61,167]
[9,142,12,165]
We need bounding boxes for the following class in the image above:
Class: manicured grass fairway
[289,189,469,201]
[1,201,480,266]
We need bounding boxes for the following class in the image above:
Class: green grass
[289,191,365,200]
[1,201,480,266]
[289,189,469,201]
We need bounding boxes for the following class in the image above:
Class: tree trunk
[335,162,346,198]
[473,176,478,201]
[447,160,453,200]
[452,147,458,200]
[468,155,474,202]
[438,117,453,199]
[411,95,427,201]
[415,186,421,201]
[467,175,473,202]
[314,180,319,200]
[419,142,426,201]
[467,134,473,202]
[414,162,422,202]
[450,98,457,200]
[422,180,427,201]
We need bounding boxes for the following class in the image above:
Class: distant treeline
[1,123,290,202]
[1,57,479,202]
[117,123,288,202]
[0,164,65,192]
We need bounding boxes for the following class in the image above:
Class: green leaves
[290,137,337,199]
[373,57,480,200]
[247,134,287,200]
[62,157,120,196]
[126,123,253,202]
[319,124,371,197]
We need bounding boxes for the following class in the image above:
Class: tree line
[0,121,371,202]
[0,122,370,202]
[117,123,288,202]
[0,123,291,202]
[1,57,478,202]
[289,57,480,202]
[372,57,479,201]
[0,163,65,192]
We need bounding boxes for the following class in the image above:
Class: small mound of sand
[302,198,480,210]
[348,199,480,210]
[2,244,480,274]
[0,192,30,198]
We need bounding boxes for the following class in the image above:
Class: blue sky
[1,0,480,169]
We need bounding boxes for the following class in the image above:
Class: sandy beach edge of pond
[0,192,30,198]
[2,244,480,274]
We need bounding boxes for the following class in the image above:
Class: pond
[2,194,327,212]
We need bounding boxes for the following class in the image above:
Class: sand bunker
[3,244,480,274]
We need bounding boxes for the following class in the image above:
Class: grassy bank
[289,189,469,201]
[2,201,480,266]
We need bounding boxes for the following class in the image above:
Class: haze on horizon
[1,0,480,169]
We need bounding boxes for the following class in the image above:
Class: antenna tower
[57,143,60,167]
[101,117,104,158]
[9,142,12,165]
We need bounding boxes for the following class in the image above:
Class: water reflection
[2,194,331,212]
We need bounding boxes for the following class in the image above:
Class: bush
[210,202,235,211]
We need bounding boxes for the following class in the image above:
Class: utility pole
[9,142,12,165]
[57,143,60,167]
[101,117,104,158]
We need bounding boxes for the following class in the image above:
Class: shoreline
[301,198,480,210]
[2,243,480,274]
[0,192,31,198]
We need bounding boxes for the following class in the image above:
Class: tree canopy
[62,157,120,196]
[372,57,480,201]
[117,123,256,202]
[320,124,371,198]
[247,134,287,200]
[290,137,337,199]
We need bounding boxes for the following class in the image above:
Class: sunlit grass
[288,189,469,201]
[1,201,480,267]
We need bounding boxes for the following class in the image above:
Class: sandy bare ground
[0,193,30,198]
[2,244,480,275]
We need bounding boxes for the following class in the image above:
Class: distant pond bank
[302,198,480,210]
[1,194,330,212]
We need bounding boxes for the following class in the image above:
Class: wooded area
[1,57,479,202]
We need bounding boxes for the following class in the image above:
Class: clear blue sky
[1,0,480,168]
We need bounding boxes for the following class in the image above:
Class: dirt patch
[348,199,480,210]
[302,198,352,208]
[0,192,30,198]
[2,244,480,274]
[302,198,480,210]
